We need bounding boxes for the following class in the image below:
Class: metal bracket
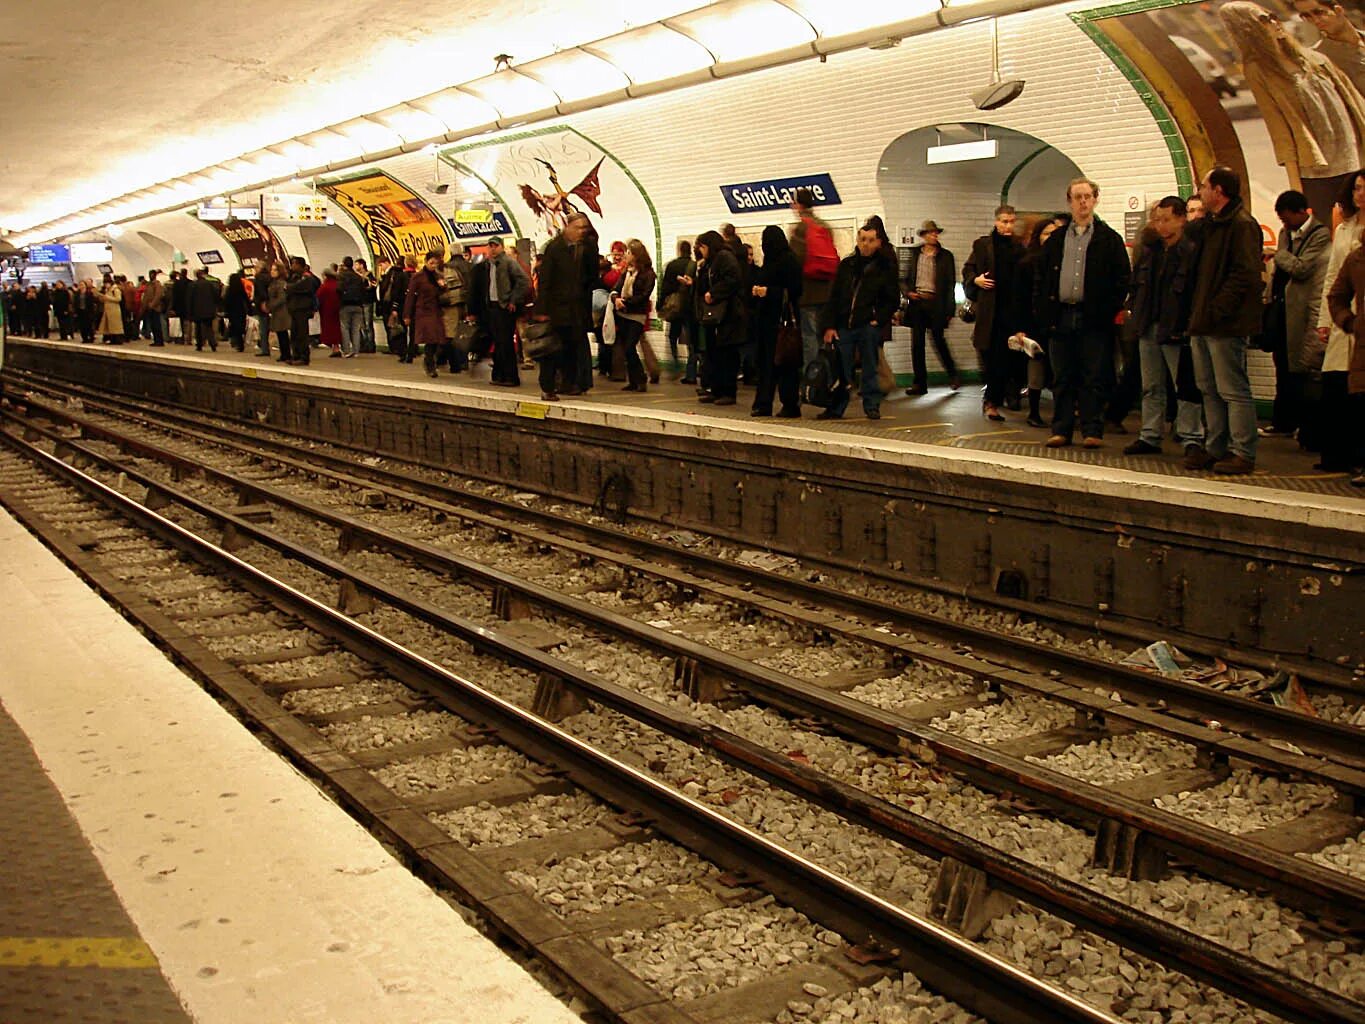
[1092,819,1168,881]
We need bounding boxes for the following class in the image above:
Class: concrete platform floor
[15,333,1355,501]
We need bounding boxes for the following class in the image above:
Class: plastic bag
[602,301,617,345]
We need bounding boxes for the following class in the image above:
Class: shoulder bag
[521,318,562,359]
[774,301,803,367]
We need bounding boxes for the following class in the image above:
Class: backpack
[802,218,839,282]
[801,347,843,407]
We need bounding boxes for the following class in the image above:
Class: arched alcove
[299,223,362,272]
[136,231,176,268]
[876,124,1084,251]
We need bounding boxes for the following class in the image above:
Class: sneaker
[1258,426,1292,438]
[1082,436,1103,449]
[1183,446,1214,471]
[1045,435,1070,448]
[1212,454,1255,475]
[815,409,841,420]
[1123,439,1162,455]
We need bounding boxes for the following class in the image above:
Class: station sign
[719,173,841,214]
[453,208,493,223]
[260,192,331,226]
[197,250,224,265]
[26,243,70,264]
[197,203,261,222]
[69,242,113,263]
[449,211,512,240]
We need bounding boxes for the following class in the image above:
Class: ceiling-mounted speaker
[970,79,1026,111]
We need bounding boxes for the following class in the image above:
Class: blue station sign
[27,243,71,264]
[719,173,841,214]
[449,212,512,240]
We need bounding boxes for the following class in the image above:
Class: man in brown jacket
[142,270,166,347]
[1184,166,1264,474]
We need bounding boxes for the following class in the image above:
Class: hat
[918,220,945,236]
[609,240,626,254]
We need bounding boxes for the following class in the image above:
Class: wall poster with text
[201,217,290,273]
[317,170,451,267]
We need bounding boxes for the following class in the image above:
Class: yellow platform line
[888,422,953,432]
[0,937,159,969]
[948,429,1022,443]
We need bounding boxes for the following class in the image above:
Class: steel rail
[6,414,1365,1024]
[0,423,1124,1024]
[9,365,1360,698]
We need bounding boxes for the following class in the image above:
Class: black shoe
[865,408,881,420]
[680,377,697,385]
[776,408,801,418]
[1025,415,1046,428]
[1123,439,1162,456]
[905,386,927,396]
[816,409,841,420]
[750,408,772,417]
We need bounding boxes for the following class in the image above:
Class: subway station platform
[0,507,580,1024]
[6,336,1363,536]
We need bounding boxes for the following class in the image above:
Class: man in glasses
[1293,0,1365,93]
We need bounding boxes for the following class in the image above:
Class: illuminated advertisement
[317,170,449,266]
[201,217,290,273]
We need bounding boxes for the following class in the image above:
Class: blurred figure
[189,268,221,352]
[50,281,72,340]
[404,250,446,379]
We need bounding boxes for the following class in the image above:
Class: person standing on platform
[1183,166,1264,474]
[118,276,138,340]
[50,281,72,340]
[284,257,319,366]
[383,257,414,359]
[1262,190,1329,440]
[142,269,166,347]
[788,188,838,378]
[317,268,342,357]
[693,230,746,406]
[1121,195,1206,458]
[817,220,900,421]
[964,206,1024,421]
[4,284,20,335]
[750,225,803,418]
[169,270,190,345]
[34,283,51,338]
[536,213,594,401]
[1033,180,1130,447]
[188,269,220,352]
[73,281,98,343]
[225,269,249,352]
[98,278,124,344]
[439,244,472,375]
[1323,236,1365,484]
[660,240,697,383]
[252,261,273,357]
[403,250,446,379]
[266,262,290,359]
[479,236,531,388]
[611,238,657,393]
[336,256,368,358]
[901,219,959,396]
[356,258,377,353]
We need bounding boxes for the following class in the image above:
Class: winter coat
[143,278,165,313]
[440,259,472,337]
[285,271,319,315]
[818,249,900,337]
[963,230,1026,350]
[316,276,341,347]
[660,255,695,321]
[1323,245,1365,393]
[753,250,803,333]
[188,277,220,320]
[537,234,595,330]
[1318,218,1365,373]
[50,287,71,317]
[170,276,189,317]
[901,245,957,329]
[97,286,123,336]
[1268,217,1330,372]
[695,247,746,348]
[403,268,446,346]
[1031,216,1130,337]
[612,266,656,324]
[789,214,835,309]
[266,279,290,332]
[1186,197,1263,338]
[1126,233,1196,346]
[336,267,367,306]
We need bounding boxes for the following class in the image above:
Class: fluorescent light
[459,71,561,120]
[926,139,999,164]
[410,89,500,133]
[783,0,941,36]
[587,23,713,85]
[373,104,451,142]
[299,130,364,164]
[334,117,404,152]
[669,0,816,64]
[520,49,631,103]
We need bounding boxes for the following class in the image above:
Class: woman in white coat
[97,278,125,344]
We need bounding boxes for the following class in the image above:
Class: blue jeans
[256,314,271,355]
[339,305,366,356]
[827,324,883,417]
[1138,331,1203,447]
[361,303,376,352]
[1190,334,1257,462]
[799,307,821,368]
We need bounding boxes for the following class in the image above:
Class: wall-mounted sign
[318,170,449,265]
[69,242,113,263]
[196,250,224,265]
[197,203,261,222]
[199,217,289,274]
[260,192,331,226]
[719,173,841,214]
[97,264,114,275]
[26,244,71,264]
[453,208,493,223]
[449,211,512,240]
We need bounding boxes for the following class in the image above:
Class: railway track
[2,391,1364,1022]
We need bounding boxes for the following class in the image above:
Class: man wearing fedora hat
[900,219,960,395]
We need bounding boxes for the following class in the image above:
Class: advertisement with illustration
[202,217,290,273]
[316,170,450,266]
[439,127,659,266]
[1086,0,1365,228]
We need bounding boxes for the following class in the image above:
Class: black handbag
[659,291,685,321]
[521,319,561,359]
[1254,297,1284,354]
[957,298,976,324]
[774,303,803,367]
[699,300,725,325]
[452,318,481,354]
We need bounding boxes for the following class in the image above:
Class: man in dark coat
[900,219,959,395]
[478,237,531,388]
[284,257,319,365]
[170,270,191,345]
[378,257,410,358]
[1183,166,1265,474]
[818,223,900,420]
[189,269,221,351]
[963,205,1025,420]
[535,214,594,400]
[1032,179,1131,447]
[50,281,73,340]
[34,284,51,338]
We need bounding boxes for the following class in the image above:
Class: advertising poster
[1086,0,1365,230]
[202,217,290,273]
[317,170,449,267]
[440,127,659,267]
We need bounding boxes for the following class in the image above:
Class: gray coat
[266,278,290,332]
[1268,217,1330,372]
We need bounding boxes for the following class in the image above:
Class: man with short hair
[789,188,837,370]
[1185,196,1206,222]
[1263,189,1330,439]
[818,223,900,420]
[143,269,166,347]
[284,256,319,366]
[1122,196,1205,457]
[1033,178,1131,448]
[479,236,531,388]
[189,268,220,352]
[901,219,959,396]
[963,205,1025,420]
[1184,166,1264,474]
[336,255,367,358]
[535,214,594,401]
[1292,0,1365,93]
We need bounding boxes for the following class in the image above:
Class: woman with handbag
[751,226,804,417]
[404,250,448,379]
[611,239,658,392]
[694,230,745,405]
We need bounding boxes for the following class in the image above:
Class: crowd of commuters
[8,165,1363,483]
